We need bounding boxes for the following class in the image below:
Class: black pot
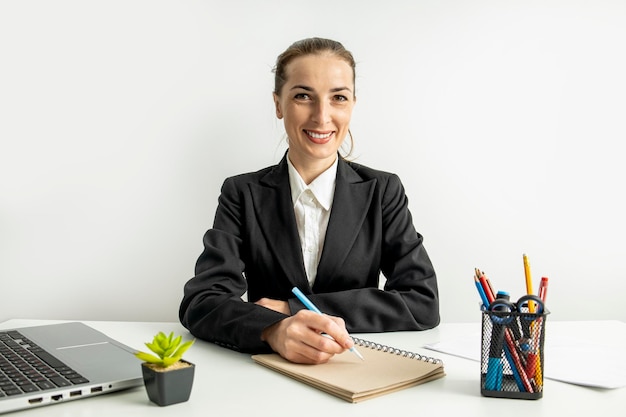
[141,360,195,406]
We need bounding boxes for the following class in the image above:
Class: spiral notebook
[251,337,445,403]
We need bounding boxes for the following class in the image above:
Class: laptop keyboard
[0,330,89,398]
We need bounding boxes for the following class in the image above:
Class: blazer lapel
[250,157,310,290]
[315,159,376,289]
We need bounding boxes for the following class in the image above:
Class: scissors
[487,294,545,325]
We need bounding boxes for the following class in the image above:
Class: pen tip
[350,347,365,361]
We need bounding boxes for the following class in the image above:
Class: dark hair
[273,37,356,96]
[273,37,357,158]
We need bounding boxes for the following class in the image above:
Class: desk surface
[1,319,624,416]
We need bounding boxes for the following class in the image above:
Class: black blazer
[179,154,439,353]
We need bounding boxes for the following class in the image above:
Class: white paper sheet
[424,320,626,389]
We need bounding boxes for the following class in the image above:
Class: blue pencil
[474,276,490,309]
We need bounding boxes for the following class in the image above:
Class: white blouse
[287,155,337,286]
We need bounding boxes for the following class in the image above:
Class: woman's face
[273,53,355,173]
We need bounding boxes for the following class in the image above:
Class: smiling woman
[179,37,440,365]
[273,52,356,184]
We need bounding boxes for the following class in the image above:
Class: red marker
[538,277,549,302]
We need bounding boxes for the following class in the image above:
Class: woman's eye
[334,95,348,102]
[294,93,310,100]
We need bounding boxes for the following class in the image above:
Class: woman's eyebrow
[330,86,352,94]
[289,85,353,93]
[290,84,313,91]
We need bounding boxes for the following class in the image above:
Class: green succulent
[135,331,195,368]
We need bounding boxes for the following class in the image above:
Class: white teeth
[306,130,332,139]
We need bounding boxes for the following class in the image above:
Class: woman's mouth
[304,130,334,144]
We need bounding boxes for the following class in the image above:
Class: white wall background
[1,0,625,325]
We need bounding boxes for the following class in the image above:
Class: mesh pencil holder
[480,303,549,400]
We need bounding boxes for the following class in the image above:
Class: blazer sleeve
[288,173,440,332]
[379,173,440,329]
[178,176,287,353]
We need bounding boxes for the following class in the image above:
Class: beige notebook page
[252,344,443,395]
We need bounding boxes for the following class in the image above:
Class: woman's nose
[311,100,331,124]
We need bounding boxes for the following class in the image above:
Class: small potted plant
[135,331,195,406]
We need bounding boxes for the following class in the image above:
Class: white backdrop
[1,0,625,325]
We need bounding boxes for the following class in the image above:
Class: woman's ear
[273,92,283,119]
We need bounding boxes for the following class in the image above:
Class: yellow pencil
[523,253,535,313]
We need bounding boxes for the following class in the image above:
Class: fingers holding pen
[289,287,358,355]
[290,310,351,360]
[261,310,352,364]
[315,313,355,351]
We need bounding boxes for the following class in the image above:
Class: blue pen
[503,344,525,391]
[291,287,365,361]
[485,291,511,391]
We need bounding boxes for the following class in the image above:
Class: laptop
[0,321,143,414]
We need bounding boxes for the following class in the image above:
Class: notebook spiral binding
[352,337,444,365]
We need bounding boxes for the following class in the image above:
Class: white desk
[1,319,624,416]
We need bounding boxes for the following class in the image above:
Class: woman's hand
[255,297,290,315]
[260,309,355,364]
